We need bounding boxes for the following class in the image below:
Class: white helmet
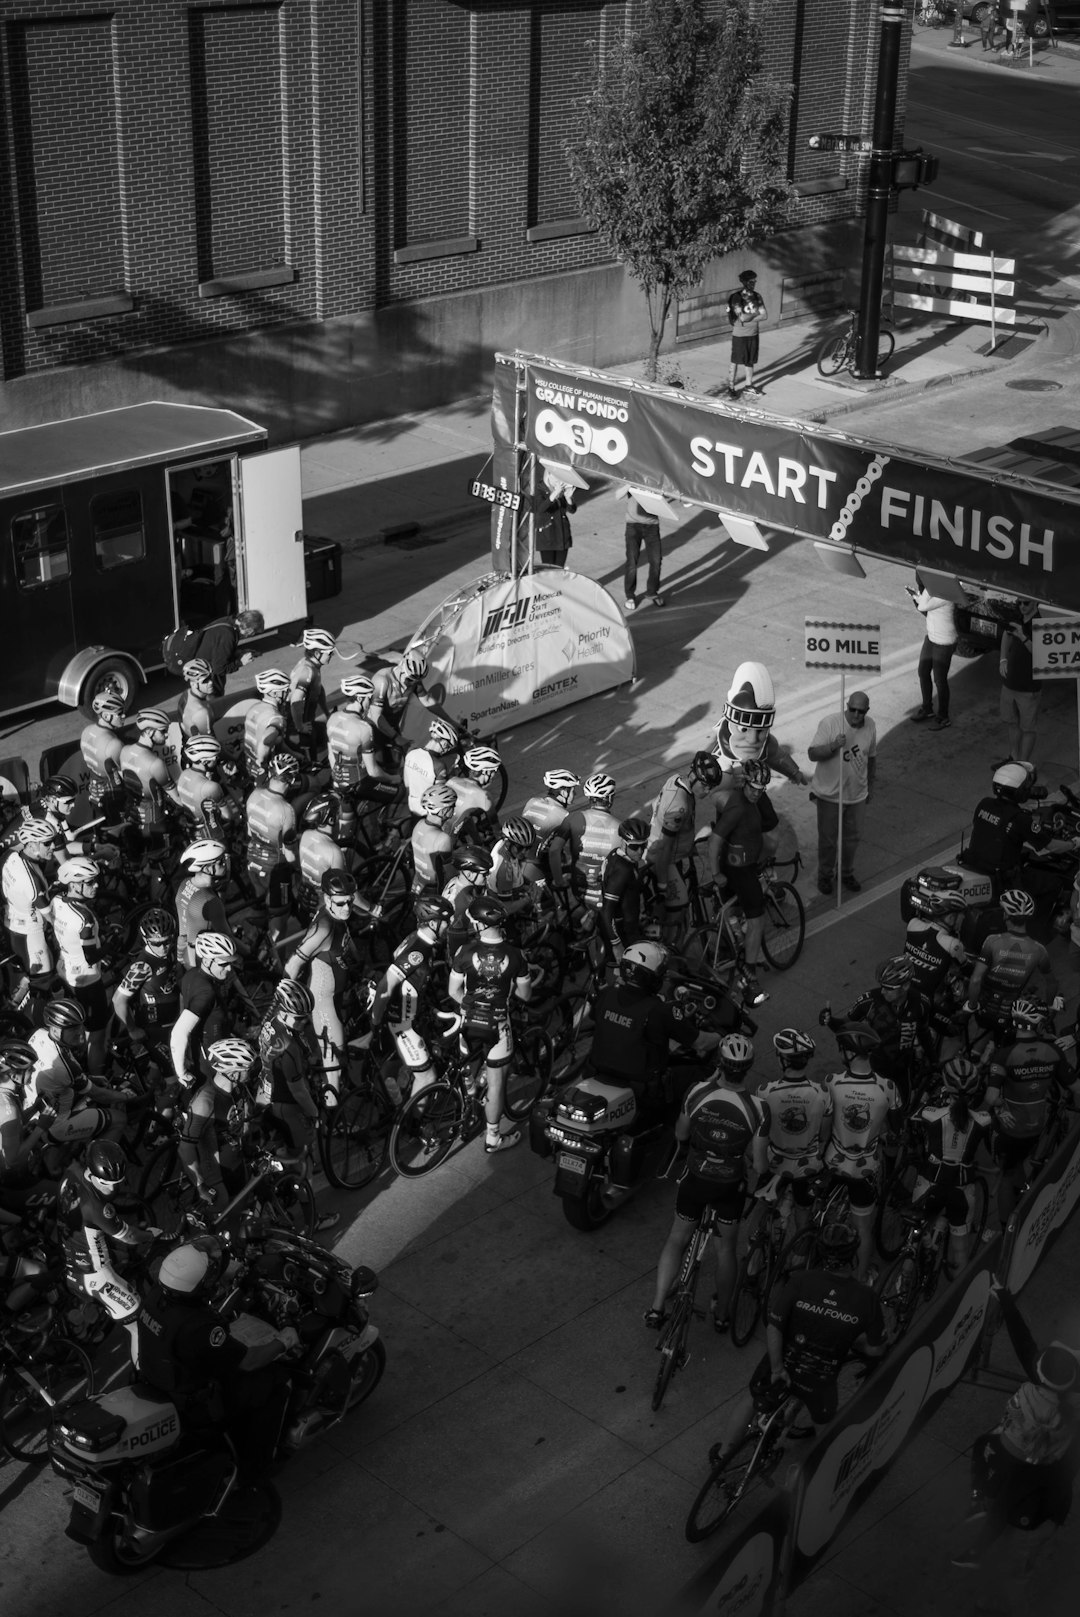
[182,658,215,693]
[428,718,459,755]
[92,693,127,728]
[421,783,457,820]
[339,673,375,702]
[543,768,579,806]
[135,707,170,737]
[584,772,616,806]
[18,814,57,853]
[56,857,100,891]
[464,746,501,782]
[303,627,337,659]
[255,669,290,701]
[182,735,222,769]
[158,1236,224,1297]
[207,1037,256,1077]
[181,839,228,874]
[193,930,237,969]
[397,649,428,681]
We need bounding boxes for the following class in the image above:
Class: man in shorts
[727,270,767,399]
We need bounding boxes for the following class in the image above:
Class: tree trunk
[644,285,673,382]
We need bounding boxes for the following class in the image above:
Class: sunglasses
[846,704,869,714]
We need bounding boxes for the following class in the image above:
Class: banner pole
[836,672,846,911]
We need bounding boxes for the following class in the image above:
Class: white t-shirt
[810,712,877,805]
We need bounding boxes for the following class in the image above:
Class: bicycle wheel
[684,1429,759,1542]
[761,881,805,971]
[875,1146,917,1259]
[319,1077,395,1191]
[766,1228,819,1310]
[504,1025,553,1120]
[0,1340,95,1460]
[389,1082,464,1178]
[816,333,849,377]
[652,1292,694,1412]
[259,1174,316,1237]
[876,1253,919,1346]
[686,924,738,986]
[730,1233,771,1348]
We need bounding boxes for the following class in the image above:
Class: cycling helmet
[182,735,222,769]
[773,1027,816,1068]
[139,906,178,945]
[302,627,337,657]
[302,794,337,830]
[878,956,914,989]
[835,1026,881,1061]
[182,658,215,692]
[92,692,127,728]
[498,816,534,850]
[55,857,100,891]
[397,649,428,681]
[420,783,457,820]
[993,762,1032,801]
[42,997,87,1036]
[940,1057,983,1096]
[926,891,968,921]
[85,1139,128,1194]
[135,707,170,737]
[180,839,228,874]
[1010,997,1047,1032]
[543,768,579,805]
[339,673,375,702]
[193,931,237,970]
[427,718,459,755]
[718,1033,755,1080]
[467,893,506,932]
[818,1223,860,1267]
[40,775,78,805]
[266,750,301,782]
[0,1040,37,1082]
[274,979,315,1019]
[742,760,771,790]
[18,814,56,851]
[1036,1345,1080,1394]
[414,894,454,927]
[618,817,650,848]
[453,845,493,876]
[255,668,290,701]
[207,1037,256,1076]
[464,746,501,782]
[1000,888,1035,920]
[158,1235,226,1298]
[690,751,723,789]
[619,940,670,994]
[321,868,358,900]
[583,772,616,806]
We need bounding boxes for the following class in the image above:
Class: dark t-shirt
[179,966,231,1066]
[767,1269,884,1381]
[195,619,240,695]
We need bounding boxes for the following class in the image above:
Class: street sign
[805,619,881,672]
[1032,616,1080,680]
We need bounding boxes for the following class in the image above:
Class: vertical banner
[488,444,521,576]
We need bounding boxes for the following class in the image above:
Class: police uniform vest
[136,1286,243,1414]
[966,796,1026,874]
[589,985,658,1082]
[245,787,295,873]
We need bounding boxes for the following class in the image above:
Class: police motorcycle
[528,947,755,1230]
[48,1219,385,1574]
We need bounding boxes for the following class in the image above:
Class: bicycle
[816,310,896,378]
[317,1027,398,1191]
[728,1172,798,1348]
[684,1381,802,1541]
[652,1199,725,1412]
[765,1173,855,1308]
[876,1182,989,1346]
[686,859,805,988]
[0,1306,96,1462]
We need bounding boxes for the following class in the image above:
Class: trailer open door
[233,446,306,630]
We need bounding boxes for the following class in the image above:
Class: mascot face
[715,661,776,770]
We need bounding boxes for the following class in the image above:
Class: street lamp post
[853,1,906,379]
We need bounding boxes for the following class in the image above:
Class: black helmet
[86,1139,127,1193]
[835,1026,881,1061]
[818,1223,859,1268]
[743,760,771,790]
[690,752,722,789]
[467,894,506,931]
[321,868,357,899]
[139,906,178,945]
[302,794,336,830]
[41,775,78,803]
[414,894,453,927]
[618,817,650,847]
[453,845,493,875]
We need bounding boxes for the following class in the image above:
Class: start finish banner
[494,354,1080,611]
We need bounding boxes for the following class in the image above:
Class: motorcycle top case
[555,1077,637,1135]
[51,1385,181,1466]
[900,863,995,924]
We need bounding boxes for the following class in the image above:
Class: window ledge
[26,292,135,330]
[796,176,849,197]
[198,265,297,298]
[526,218,597,244]
[394,236,479,265]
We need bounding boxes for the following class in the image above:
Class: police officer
[588,941,718,1124]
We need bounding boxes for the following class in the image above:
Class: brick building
[0,1,908,442]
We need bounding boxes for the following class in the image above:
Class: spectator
[807,691,877,897]
[1000,599,1042,763]
[907,573,966,731]
[622,493,664,613]
[197,610,265,697]
[535,469,575,568]
[981,0,1005,48]
[727,270,767,399]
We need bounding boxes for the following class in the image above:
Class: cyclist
[906,1056,993,1274]
[710,758,778,1004]
[599,817,652,959]
[552,772,622,913]
[255,982,339,1234]
[448,745,502,840]
[288,626,337,761]
[59,1139,153,1360]
[37,775,84,859]
[50,856,109,1069]
[112,907,183,1082]
[369,894,454,1102]
[522,768,579,890]
[710,1224,886,1462]
[177,658,216,740]
[170,931,239,1093]
[823,954,935,1104]
[0,1039,47,1184]
[297,794,349,920]
[757,1029,832,1235]
[646,751,723,945]
[447,893,533,1153]
[986,997,1080,1222]
[28,998,128,1148]
[822,1027,903,1284]
[176,734,236,839]
[178,1036,257,1210]
[245,748,301,945]
[80,692,129,824]
[2,814,59,979]
[645,1031,767,1333]
[175,839,232,968]
[487,816,537,921]
[119,708,182,855]
[411,783,457,898]
[403,716,463,816]
[904,887,970,1001]
[243,668,291,786]
[963,890,1059,1048]
[327,672,401,846]
[369,648,447,767]
[441,844,494,955]
[284,868,365,1104]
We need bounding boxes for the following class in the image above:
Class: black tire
[87,1526,161,1575]
[389,1082,463,1178]
[504,1025,553,1120]
[766,1227,819,1312]
[0,1340,95,1460]
[652,1293,693,1412]
[80,657,140,718]
[970,2,991,22]
[816,333,849,377]
[319,1079,395,1191]
[730,1235,770,1348]
[491,764,509,815]
[259,1174,317,1237]
[761,881,805,970]
[344,1338,386,1412]
[684,1431,758,1542]
[876,1146,917,1259]
[561,1176,613,1231]
[877,327,896,368]
[877,1253,919,1346]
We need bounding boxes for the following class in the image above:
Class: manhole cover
[1005,379,1063,392]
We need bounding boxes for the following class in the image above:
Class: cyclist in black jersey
[599,817,652,959]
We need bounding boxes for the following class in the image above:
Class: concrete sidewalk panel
[430,1562,555,1617]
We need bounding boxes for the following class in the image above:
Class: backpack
[161,623,203,678]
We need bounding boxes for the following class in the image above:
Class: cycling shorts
[911,1176,978,1233]
[751,1353,839,1428]
[248,861,293,915]
[460,1021,513,1070]
[722,863,765,920]
[674,1168,746,1226]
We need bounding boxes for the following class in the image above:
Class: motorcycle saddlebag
[130,1445,235,1532]
[528,1093,557,1159]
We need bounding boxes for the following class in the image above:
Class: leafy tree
[566,0,794,380]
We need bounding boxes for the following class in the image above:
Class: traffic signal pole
[854,1,906,379]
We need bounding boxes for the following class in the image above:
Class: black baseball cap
[739,270,758,284]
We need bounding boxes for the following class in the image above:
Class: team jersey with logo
[451,938,526,1032]
[767,1270,885,1381]
[758,1076,832,1165]
[823,1070,900,1168]
[682,1080,765,1184]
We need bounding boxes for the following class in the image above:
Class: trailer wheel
[80,657,140,716]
